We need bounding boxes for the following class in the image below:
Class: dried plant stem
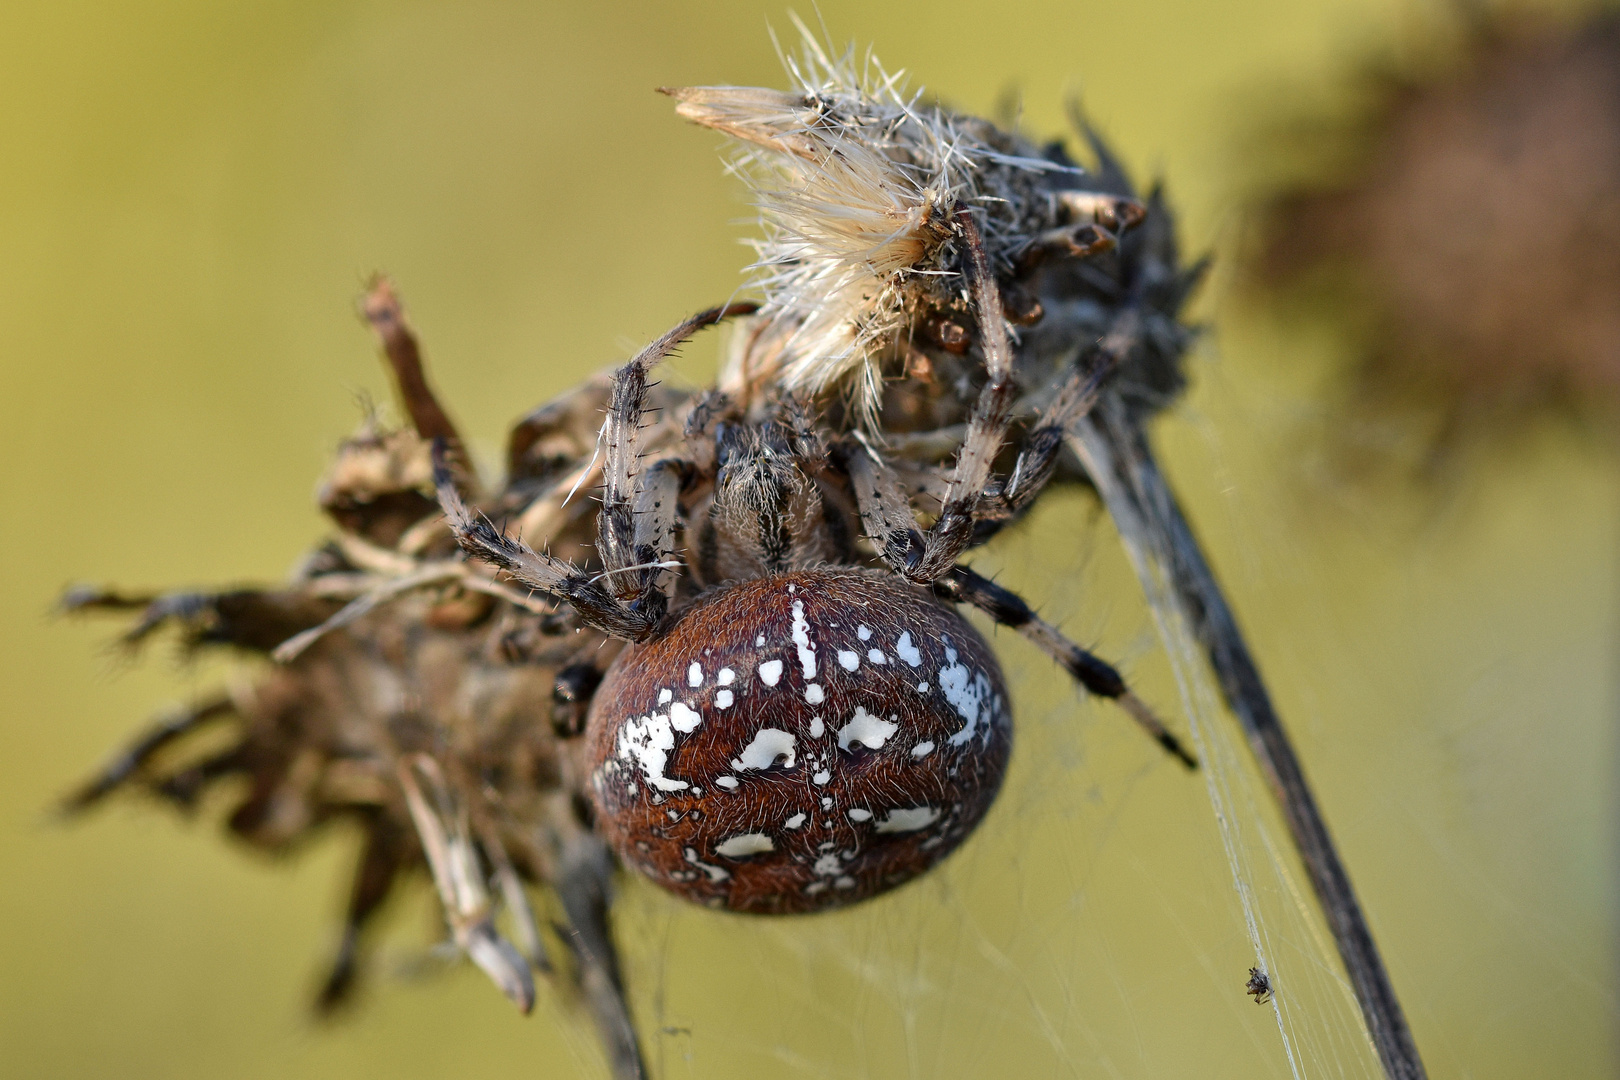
[1070,406,1428,1080]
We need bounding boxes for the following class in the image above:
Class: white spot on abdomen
[911,741,936,758]
[939,646,996,746]
[718,668,736,686]
[790,599,817,679]
[715,689,734,709]
[669,702,702,733]
[837,650,860,671]
[847,808,872,822]
[785,812,806,829]
[876,807,941,833]
[684,847,729,881]
[837,707,899,751]
[804,684,825,704]
[715,833,774,858]
[857,625,872,641]
[731,728,797,771]
[617,714,687,791]
[714,775,740,790]
[867,649,886,664]
[688,662,703,687]
[895,632,922,667]
[758,659,784,686]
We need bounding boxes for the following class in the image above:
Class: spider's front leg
[435,461,660,640]
[898,209,1022,581]
[843,448,1195,767]
[866,210,1127,575]
[438,302,752,642]
[971,308,1145,545]
[933,565,1198,769]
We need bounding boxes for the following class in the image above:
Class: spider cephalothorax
[64,31,1205,1080]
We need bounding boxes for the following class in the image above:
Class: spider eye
[584,567,1011,913]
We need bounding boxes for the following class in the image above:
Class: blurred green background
[1,1,1612,1078]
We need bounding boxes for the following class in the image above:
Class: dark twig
[1070,403,1428,1080]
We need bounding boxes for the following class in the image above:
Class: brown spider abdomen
[585,568,1011,914]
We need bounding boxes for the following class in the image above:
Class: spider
[1246,966,1274,1005]
[61,30,1206,1080]
[435,204,1195,914]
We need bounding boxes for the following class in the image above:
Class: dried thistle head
[1243,9,1620,468]
[61,279,647,1078]
[670,21,1203,428]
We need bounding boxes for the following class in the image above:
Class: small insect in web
[1247,966,1274,1005]
[59,26,1206,1078]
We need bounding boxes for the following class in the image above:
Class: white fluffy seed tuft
[667,19,1087,425]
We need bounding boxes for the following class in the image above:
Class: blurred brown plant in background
[1244,5,1620,473]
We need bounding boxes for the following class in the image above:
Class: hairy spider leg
[970,310,1143,545]
[933,565,1197,769]
[618,457,692,605]
[598,304,754,587]
[900,209,1021,581]
[437,302,754,641]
